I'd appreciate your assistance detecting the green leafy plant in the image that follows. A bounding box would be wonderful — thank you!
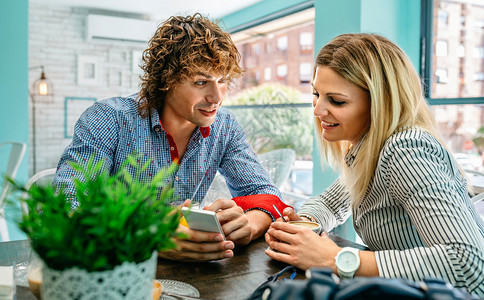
[10,155,183,272]
[226,83,313,158]
[473,126,484,153]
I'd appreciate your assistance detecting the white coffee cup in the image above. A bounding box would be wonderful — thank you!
[287,220,322,235]
[267,220,322,254]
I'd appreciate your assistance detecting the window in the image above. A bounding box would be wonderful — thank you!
[229,8,315,194]
[423,0,484,175]
[277,35,288,51]
[474,19,484,29]
[473,47,484,59]
[264,67,271,81]
[424,0,484,99]
[251,43,260,55]
[457,44,465,57]
[474,72,484,81]
[435,68,448,83]
[265,41,271,53]
[276,64,288,79]
[435,40,448,57]
[437,9,448,27]
[233,13,314,94]
[300,32,313,51]
[255,71,260,82]
[299,62,312,83]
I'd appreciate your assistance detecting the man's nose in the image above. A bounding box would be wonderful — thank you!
[206,84,224,104]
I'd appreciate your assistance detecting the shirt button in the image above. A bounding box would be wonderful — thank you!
[170,147,175,151]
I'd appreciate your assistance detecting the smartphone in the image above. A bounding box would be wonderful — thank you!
[181,207,226,240]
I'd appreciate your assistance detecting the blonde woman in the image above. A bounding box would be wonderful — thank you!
[265,33,484,296]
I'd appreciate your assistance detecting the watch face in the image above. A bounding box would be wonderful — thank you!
[337,251,358,272]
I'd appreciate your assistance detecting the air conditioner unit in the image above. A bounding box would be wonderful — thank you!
[86,14,157,43]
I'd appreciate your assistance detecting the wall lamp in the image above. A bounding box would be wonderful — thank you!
[29,65,54,174]
[29,65,54,103]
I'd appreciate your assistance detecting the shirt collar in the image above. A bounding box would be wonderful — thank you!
[200,127,210,138]
[343,126,413,167]
[344,135,366,167]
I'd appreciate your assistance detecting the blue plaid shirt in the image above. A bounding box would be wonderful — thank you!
[55,94,285,216]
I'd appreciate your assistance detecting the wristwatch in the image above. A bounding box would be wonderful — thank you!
[335,247,360,279]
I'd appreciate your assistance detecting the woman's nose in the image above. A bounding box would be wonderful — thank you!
[313,98,328,117]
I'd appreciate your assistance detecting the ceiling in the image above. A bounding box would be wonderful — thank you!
[30,0,263,20]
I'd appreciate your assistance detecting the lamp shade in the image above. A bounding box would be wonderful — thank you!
[31,67,54,103]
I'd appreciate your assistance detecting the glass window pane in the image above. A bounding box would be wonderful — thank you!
[264,67,271,81]
[277,35,288,50]
[299,62,312,83]
[435,40,448,56]
[300,32,313,52]
[276,64,288,78]
[431,0,484,99]
[432,104,484,174]
[438,9,448,27]
[228,9,315,196]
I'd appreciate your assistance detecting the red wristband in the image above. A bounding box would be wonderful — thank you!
[233,194,292,220]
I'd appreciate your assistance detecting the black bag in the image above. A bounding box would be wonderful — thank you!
[247,266,298,300]
[249,267,482,300]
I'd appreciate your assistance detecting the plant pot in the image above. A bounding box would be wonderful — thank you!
[40,251,158,300]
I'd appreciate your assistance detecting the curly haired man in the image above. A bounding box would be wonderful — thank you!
[55,13,291,261]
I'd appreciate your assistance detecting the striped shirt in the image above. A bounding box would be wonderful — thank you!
[54,94,288,219]
[299,126,484,295]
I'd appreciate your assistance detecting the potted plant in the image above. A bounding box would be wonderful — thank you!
[10,155,183,299]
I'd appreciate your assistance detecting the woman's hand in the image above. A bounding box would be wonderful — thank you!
[274,207,303,222]
[264,221,341,271]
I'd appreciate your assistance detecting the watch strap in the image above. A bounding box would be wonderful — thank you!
[299,213,316,223]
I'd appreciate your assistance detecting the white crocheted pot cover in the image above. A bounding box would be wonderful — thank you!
[41,251,157,300]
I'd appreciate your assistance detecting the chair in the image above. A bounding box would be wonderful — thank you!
[464,169,484,195]
[471,191,484,204]
[257,149,310,210]
[470,189,484,220]
[203,173,232,204]
[204,148,297,204]
[0,141,27,241]
[475,200,484,220]
[257,148,296,188]
[20,168,57,215]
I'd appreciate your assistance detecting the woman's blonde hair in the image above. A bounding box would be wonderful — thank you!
[314,33,446,206]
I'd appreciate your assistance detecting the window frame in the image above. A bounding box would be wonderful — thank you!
[421,0,484,105]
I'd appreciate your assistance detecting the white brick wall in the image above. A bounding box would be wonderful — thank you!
[28,3,147,175]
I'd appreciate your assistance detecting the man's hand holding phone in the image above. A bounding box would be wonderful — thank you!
[204,199,253,245]
[158,199,235,261]
[181,207,226,239]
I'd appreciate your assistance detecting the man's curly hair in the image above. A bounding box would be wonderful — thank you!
[137,13,244,117]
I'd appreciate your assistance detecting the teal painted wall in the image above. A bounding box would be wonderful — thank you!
[360,0,421,68]
[312,0,420,239]
[312,0,421,196]
[222,0,311,31]
[311,0,364,197]
[0,0,29,241]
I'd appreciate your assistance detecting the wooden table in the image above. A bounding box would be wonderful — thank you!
[5,235,366,300]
